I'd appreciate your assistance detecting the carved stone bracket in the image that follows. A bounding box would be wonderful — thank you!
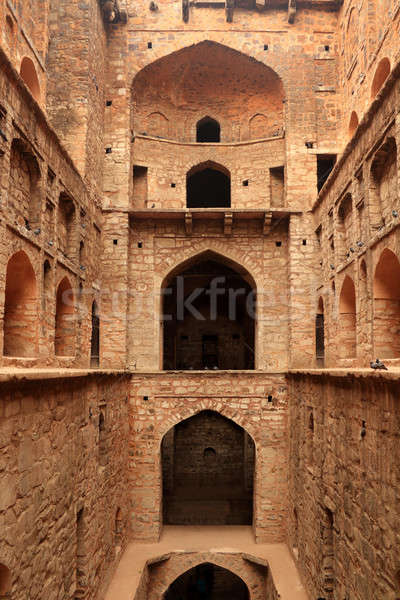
[185,212,193,235]
[226,0,235,22]
[263,211,273,235]
[183,0,190,22]
[224,212,233,235]
[288,0,296,23]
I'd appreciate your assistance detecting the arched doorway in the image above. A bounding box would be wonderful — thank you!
[162,410,255,525]
[90,300,100,367]
[186,162,231,208]
[316,296,325,366]
[196,116,221,142]
[162,252,256,370]
[164,563,250,600]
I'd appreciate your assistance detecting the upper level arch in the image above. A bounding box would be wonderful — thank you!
[20,56,41,102]
[186,161,230,208]
[371,57,391,99]
[196,116,221,143]
[131,41,285,143]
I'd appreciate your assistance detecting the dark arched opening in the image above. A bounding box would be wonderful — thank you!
[90,301,100,367]
[316,296,325,366]
[162,411,255,526]
[164,563,250,599]
[162,253,256,370]
[196,117,221,143]
[187,163,230,208]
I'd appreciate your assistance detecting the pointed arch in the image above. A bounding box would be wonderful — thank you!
[371,57,391,99]
[131,41,285,143]
[249,113,269,139]
[146,111,169,138]
[55,276,75,356]
[186,161,230,208]
[164,562,250,600]
[20,56,41,102]
[196,116,221,142]
[373,249,400,358]
[348,111,359,139]
[339,275,356,358]
[161,410,255,526]
[3,250,37,357]
[161,250,256,370]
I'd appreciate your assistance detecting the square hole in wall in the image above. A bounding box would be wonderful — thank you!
[106,100,112,106]
[276,241,282,247]
[242,180,249,187]
[113,239,118,245]
[264,44,269,50]
[148,41,153,49]
[138,242,143,248]
[171,183,176,188]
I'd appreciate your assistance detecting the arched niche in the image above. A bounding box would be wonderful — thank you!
[186,161,230,208]
[371,57,390,99]
[20,56,41,102]
[161,250,256,370]
[373,249,400,358]
[339,275,356,359]
[146,111,169,138]
[348,111,359,139]
[55,276,75,357]
[164,562,250,600]
[8,138,41,229]
[161,410,255,526]
[3,250,37,357]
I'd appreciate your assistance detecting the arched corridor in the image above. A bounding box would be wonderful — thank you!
[164,563,250,600]
[162,252,256,370]
[162,410,255,526]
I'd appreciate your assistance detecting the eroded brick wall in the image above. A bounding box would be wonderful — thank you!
[0,373,130,600]
[288,372,400,600]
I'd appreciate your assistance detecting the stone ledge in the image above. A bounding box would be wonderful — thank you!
[0,368,129,383]
[288,367,400,381]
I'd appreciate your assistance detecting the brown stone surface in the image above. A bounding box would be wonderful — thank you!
[0,0,399,597]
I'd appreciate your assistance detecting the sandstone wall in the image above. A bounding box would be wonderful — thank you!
[288,371,400,600]
[0,372,130,600]
[129,372,288,543]
[312,64,400,368]
[0,48,103,368]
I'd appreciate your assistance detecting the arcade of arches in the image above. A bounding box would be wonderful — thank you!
[0,0,400,600]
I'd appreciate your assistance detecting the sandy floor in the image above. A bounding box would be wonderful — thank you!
[105,526,309,600]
